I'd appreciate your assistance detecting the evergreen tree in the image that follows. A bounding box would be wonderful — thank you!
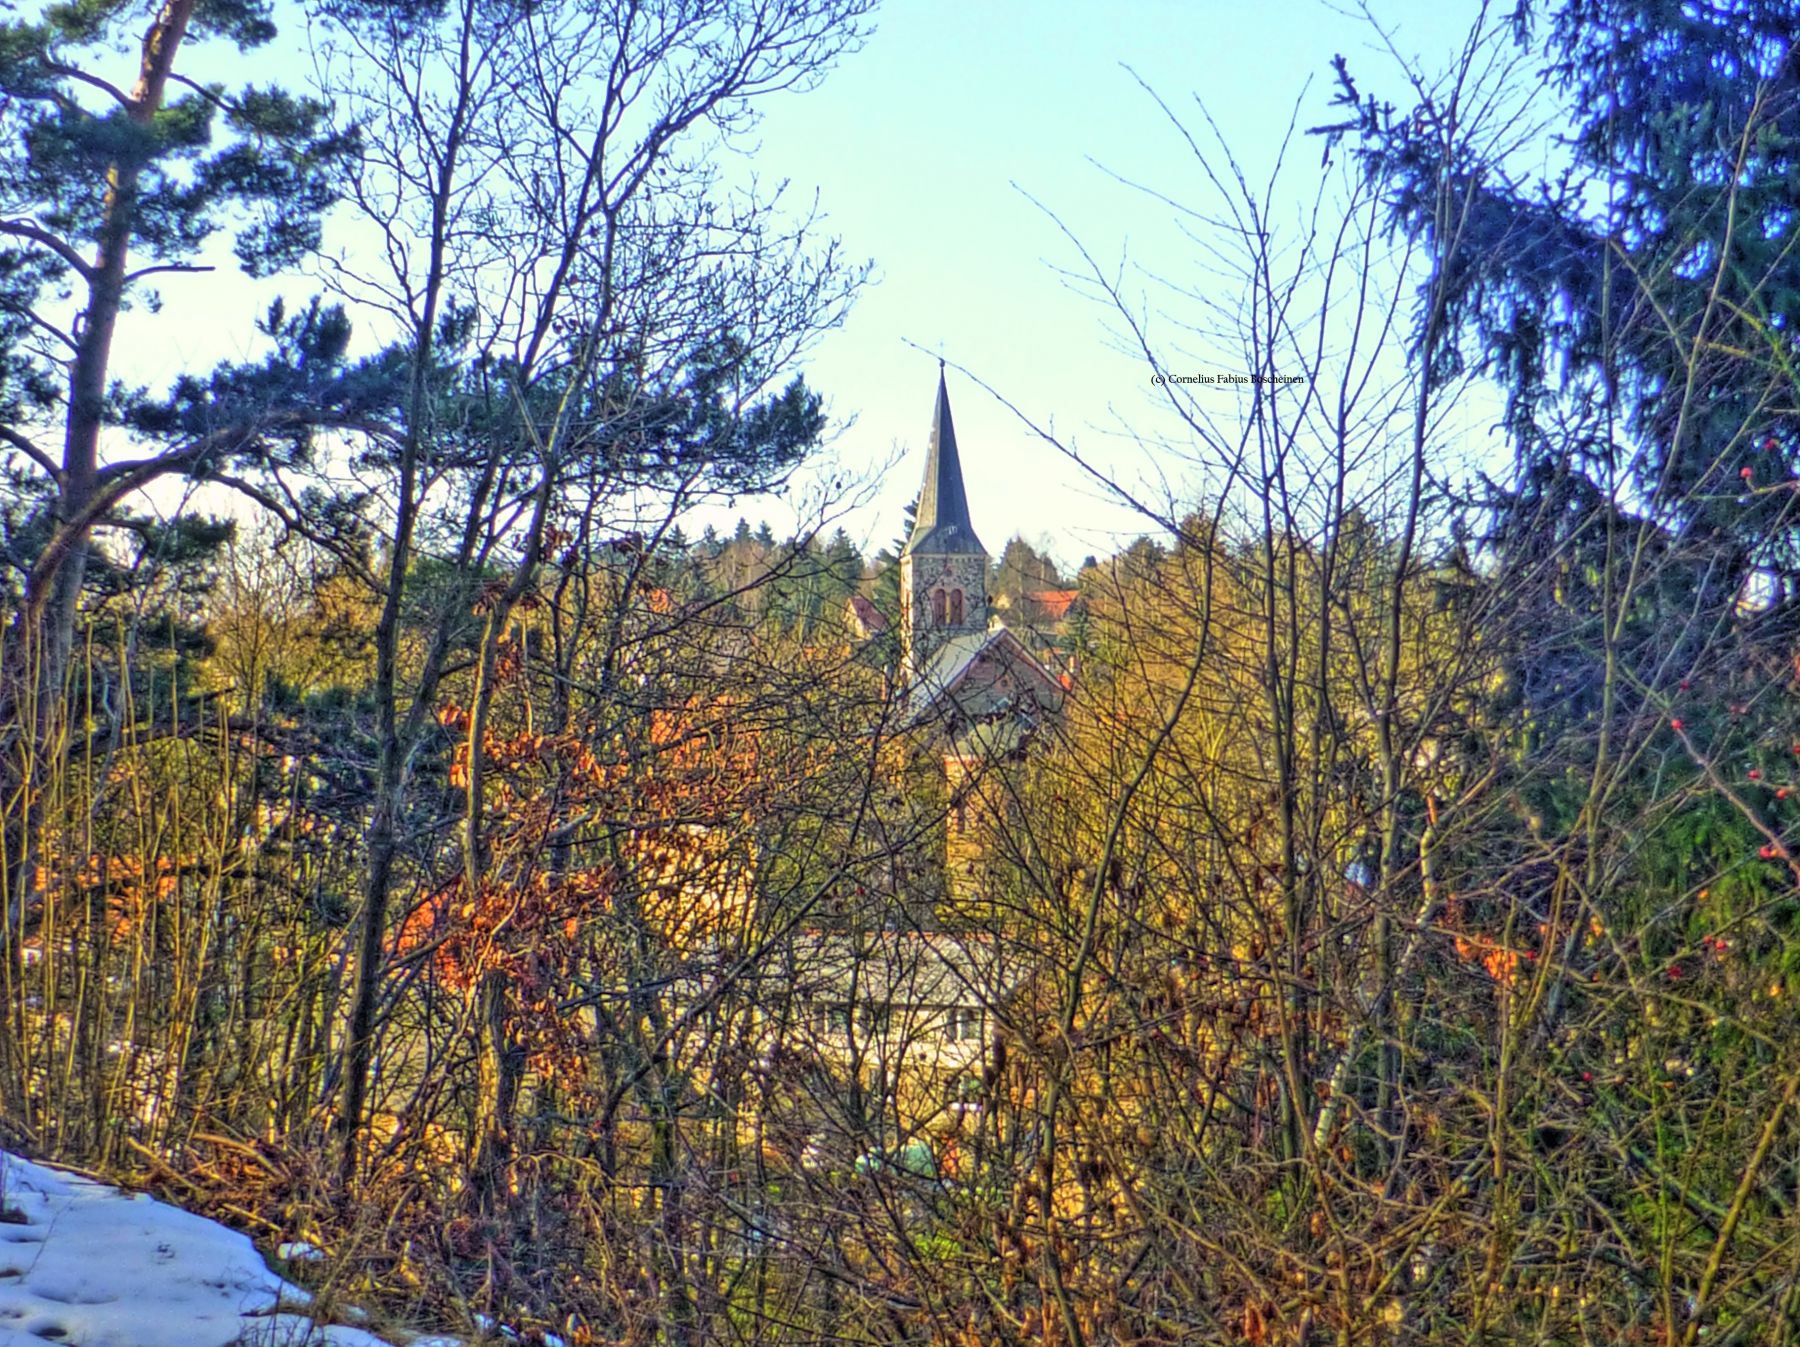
[1334,1,1800,597]
[870,494,918,619]
[822,528,863,592]
[991,534,1064,610]
[0,0,354,693]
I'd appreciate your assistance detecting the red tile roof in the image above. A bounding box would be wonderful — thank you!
[1024,589,1079,621]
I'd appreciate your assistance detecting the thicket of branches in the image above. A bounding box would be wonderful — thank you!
[7,1,1800,1344]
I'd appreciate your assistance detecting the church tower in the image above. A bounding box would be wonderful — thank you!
[901,368,989,678]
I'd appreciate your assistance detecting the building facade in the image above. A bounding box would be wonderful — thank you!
[898,369,1062,731]
[899,368,990,680]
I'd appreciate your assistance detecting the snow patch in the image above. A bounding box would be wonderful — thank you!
[0,1150,402,1347]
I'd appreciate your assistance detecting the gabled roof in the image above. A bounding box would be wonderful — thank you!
[1023,589,1080,621]
[903,369,986,558]
[905,625,1063,724]
[844,593,889,636]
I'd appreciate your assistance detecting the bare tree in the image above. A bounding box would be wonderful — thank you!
[302,0,874,1179]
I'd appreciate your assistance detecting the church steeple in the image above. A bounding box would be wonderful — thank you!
[904,366,985,558]
[900,367,989,677]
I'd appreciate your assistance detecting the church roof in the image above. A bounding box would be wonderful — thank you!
[903,369,986,558]
[904,625,1062,724]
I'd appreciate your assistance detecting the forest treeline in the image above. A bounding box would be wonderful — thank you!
[9,0,1800,1343]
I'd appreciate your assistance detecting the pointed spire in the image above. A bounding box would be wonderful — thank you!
[904,366,986,557]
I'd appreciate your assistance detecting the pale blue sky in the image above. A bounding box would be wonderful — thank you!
[722,0,1497,564]
[107,0,1499,567]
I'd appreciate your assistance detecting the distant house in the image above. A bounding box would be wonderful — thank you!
[765,927,1012,1142]
[783,930,1005,1076]
[1021,588,1079,623]
[842,593,889,640]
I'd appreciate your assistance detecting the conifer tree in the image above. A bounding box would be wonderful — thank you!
[1334,0,1800,592]
[870,493,917,620]
[0,0,353,690]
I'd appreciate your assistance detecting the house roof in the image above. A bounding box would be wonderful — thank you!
[785,928,1010,1006]
[905,625,1063,723]
[902,369,986,558]
[844,593,888,635]
[1023,588,1079,621]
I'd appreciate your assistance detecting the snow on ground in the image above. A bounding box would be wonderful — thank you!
[0,1149,396,1347]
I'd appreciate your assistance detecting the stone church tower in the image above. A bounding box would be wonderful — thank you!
[901,368,989,679]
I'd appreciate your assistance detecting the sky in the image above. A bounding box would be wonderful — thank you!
[101,0,1502,571]
[726,0,1498,566]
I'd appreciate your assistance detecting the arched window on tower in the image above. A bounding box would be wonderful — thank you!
[949,589,964,625]
[931,589,947,625]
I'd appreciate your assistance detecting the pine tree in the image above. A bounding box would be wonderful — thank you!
[992,535,1064,611]
[870,494,918,620]
[0,0,354,691]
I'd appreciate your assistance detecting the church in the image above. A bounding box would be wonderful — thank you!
[753,371,1073,1152]
[632,371,1078,1170]
[892,367,1064,731]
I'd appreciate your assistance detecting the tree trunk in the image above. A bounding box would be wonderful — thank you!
[2,0,198,1101]
[471,969,521,1211]
[31,0,197,704]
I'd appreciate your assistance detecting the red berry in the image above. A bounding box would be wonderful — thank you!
[1779,787,1791,800]
[1750,769,1762,780]
[1761,844,1776,859]
[1668,965,1683,980]
[1581,1071,1593,1083]
[1742,466,1755,479]
[1671,718,1685,731]
[1679,678,1691,690]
